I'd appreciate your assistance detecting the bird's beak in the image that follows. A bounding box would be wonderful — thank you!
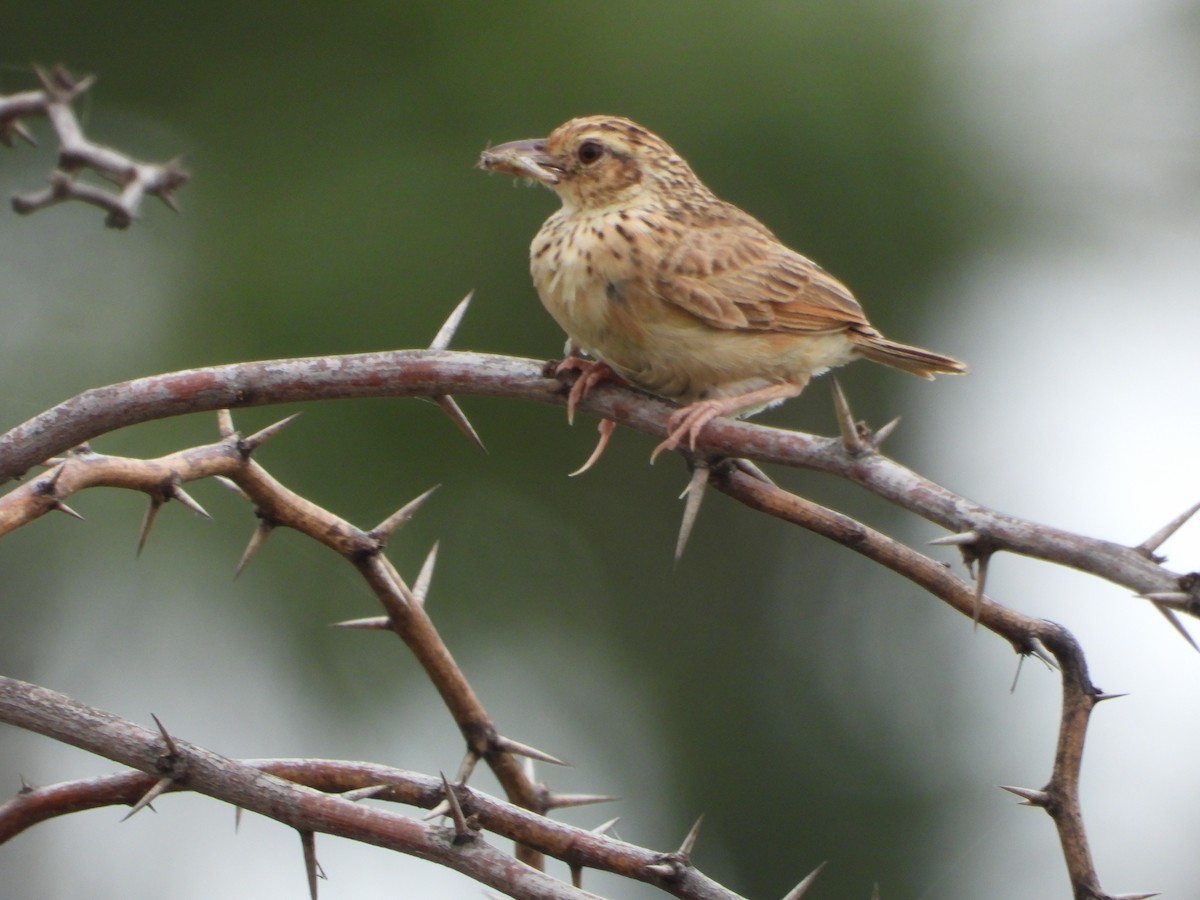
[477,138,562,185]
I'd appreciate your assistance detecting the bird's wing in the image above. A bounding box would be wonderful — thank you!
[654,221,869,334]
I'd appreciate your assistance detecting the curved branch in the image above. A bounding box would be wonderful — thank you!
[711,464,1133,900]
[0,349,1194,616]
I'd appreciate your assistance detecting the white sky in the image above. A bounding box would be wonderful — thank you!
[920,2,1200,896]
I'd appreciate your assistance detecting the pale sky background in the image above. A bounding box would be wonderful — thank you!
[923,2,1200,896]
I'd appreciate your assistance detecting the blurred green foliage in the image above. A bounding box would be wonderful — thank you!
[1,3,1021,897]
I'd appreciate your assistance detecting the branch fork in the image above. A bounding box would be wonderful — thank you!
[1,66,189,228]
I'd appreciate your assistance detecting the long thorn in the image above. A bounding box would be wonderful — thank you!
[300,830,320,900]
[591,816,620,835]
[929,530,979,547]
[151,713,179,756]
[675,462,710,562]
[493,735,567,767]
[545,791,620,811]
[424,800,450,821]
[1009,654,1026,694]
[434,395,486,451]
[216,408,235,437]
[1139,591,1191,604]
[413,542,440,605]
[371,485,440,545]
[1136,499,1200,557]
[52,500,84,520]
[429,291,474,351]
[329,615,392,631]
[340,784,390,802]
[236,520,275,576]
[170,484,211,519]
[972,553,990,627]
[871,416,901,447]
[43,461,69,487]
[1028,639,1059,671]
[136,498,163,557]
[120,776,173,821]
[212,476,249,499]
[242,413,302,454]
[732,457,775,485]
[1149,601,1199,652]
[439,772,471,840]
[830,378,864,454]
[781,861,828,899]
[455,750,481,785]
[998,784,1049,806]
[11,120,36,148]
[677,814,704,859]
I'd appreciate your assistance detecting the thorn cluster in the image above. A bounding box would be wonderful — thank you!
[121,714,182,822]
[928,528,993,625]
[1130,500,1200,649]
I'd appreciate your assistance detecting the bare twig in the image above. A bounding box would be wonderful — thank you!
[0,66,188,227]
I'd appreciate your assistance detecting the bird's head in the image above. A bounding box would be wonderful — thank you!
[478,116,707,212]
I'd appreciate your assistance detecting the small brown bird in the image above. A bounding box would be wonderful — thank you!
[479,116,965,462]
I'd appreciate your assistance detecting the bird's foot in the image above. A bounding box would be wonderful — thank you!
[550,357,624,474]
[649,381,809,464]
[650,400,730,463]
[554,357,622,425]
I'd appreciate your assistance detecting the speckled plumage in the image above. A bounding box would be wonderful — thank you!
[480,115,965,456]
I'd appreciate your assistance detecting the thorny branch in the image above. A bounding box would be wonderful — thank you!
[0,337,1191,898]
[0,348,1193,613]
[0,66,187,227]
[0,677,762,900]
[0,678,601,900]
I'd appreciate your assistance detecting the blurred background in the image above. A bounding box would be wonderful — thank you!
[3,2,1199,897]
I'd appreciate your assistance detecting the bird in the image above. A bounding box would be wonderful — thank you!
[478,115,966,465]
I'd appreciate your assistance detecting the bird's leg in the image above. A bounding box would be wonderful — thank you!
[650,380,808,463]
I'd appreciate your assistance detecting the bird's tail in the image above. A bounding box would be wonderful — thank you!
[855,335,968,379]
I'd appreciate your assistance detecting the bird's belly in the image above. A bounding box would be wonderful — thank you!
[535,260,856,403]
[619,318,858,403]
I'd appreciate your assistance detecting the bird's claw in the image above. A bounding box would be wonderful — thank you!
[556,357,617,426]
[569,418,617,477]
[650,401,725,463]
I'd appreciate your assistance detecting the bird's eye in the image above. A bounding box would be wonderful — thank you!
[577,140,604,165]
